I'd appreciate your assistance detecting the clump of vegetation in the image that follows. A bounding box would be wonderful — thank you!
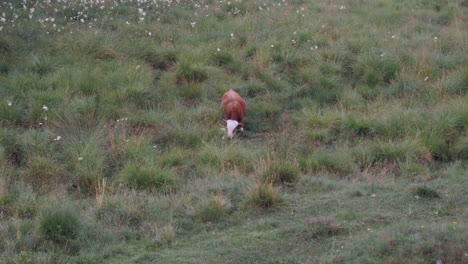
[39,205,82,244]
[175,54,208,83]
[155,224,177,247]
[195,194,231,222]
[0,0,466,262]
[119,163,175,191]
[245,183,282,210]
[262,160,300,186]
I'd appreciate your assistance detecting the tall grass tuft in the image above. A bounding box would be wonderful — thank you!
[195,193,231,222]
[262,159,300,186]
[30,55,58,76]
[119,163,175,192]
[245,183,282,210]
[39,205,82,243]
[175,52,208,83]
[0,128,26,165]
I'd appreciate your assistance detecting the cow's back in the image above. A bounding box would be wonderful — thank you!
[221,90,246,122]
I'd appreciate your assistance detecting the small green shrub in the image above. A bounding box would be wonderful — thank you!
[253,101,281,119]
[246,183,282,210]
[156,224,177,247]
[303,109,341,130]
[175,55,208,83]
[195,194,231,222]
[120,163,175,191]
[143,48,177,70]
[40,205,82,243]
[262,160,300,186]
[420,131,450,161]
[443,67,468,94]
[305,128,331,142]
[0,128,26,165]
[158,148,186,167]
[24,155,63,193]
[30,55,58,76]
[211,50,234,66]
[244,80,267,97]
[367,141,419,163]
[342,115,381,137]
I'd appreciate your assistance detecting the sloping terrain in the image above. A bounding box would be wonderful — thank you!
[0,0,467,263]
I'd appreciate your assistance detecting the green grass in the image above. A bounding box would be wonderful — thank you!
[0,0,467,263]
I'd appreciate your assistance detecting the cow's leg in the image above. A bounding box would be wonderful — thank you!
[238,117,244,131]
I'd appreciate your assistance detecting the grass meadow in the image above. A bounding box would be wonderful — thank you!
[0,0,467,263]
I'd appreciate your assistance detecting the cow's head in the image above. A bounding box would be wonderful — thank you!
[225,120,242,139]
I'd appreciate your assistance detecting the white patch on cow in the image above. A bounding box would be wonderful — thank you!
[226,120,239,138]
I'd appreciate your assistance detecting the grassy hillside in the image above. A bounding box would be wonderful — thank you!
[0,0,467,263]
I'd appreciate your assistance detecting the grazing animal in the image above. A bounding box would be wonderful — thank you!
[221,89,246,139]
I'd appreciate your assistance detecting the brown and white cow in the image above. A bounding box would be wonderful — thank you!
[221,89,246,139]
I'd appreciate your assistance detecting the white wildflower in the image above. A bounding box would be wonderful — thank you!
[42,105,48,111]
[78,157,84,160]
[190,22,196,27]
[7,101,12,106]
